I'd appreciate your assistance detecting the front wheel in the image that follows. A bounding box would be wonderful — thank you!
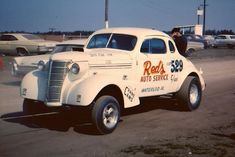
[176,76,202,111]
[92,96,120,134]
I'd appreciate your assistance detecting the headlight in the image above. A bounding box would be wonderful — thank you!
[37,60,45,70]
[71,63,80,74]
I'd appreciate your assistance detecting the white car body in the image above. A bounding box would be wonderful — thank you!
[20,28,205,134]
[187,41,204,53]
[213,34,235,48]
[0,33,58,56]
[11,39,87,76]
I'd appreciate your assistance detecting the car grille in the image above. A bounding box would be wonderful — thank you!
[47,61,68,103]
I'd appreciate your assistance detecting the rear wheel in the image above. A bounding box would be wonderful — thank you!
[92,96,120,134]
[176,76,202,111]
[17,48,28,56]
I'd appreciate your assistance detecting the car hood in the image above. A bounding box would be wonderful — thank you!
[14,54,51,67]
[51,49,133,64]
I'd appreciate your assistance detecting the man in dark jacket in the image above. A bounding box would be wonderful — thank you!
[171,27,188,57]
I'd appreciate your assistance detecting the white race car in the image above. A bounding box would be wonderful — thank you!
[20,27,206,134]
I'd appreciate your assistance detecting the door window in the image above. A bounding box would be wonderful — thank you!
[141,38,166,54]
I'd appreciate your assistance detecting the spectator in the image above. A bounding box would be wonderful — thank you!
[171,27,188,57]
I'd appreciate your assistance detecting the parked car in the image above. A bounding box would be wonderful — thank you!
[11,39,86,77]
[213,34,235,49]
[0,33,58,56]
[203,35,215,48]
[186,41,204,54]
[20,27,205,134]
[183,34,208,48]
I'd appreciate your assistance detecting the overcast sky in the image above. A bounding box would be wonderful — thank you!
[0,0,235,32]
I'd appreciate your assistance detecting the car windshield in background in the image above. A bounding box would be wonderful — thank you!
[51,44,84,54]
[230,36,235,39]
[22,34,43,40]
[87,33,137,51]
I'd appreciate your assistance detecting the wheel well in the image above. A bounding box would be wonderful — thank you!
[188,48,195,51]
[188,72,199,78]
[95,85,124,111]
[188,72,201,84]
[16,47,29,55]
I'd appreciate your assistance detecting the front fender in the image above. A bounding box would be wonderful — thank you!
[20,70,48,101]
[64,75,140,108]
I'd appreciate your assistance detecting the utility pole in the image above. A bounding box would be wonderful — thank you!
[202,0,206,35]
[105,0,109,28]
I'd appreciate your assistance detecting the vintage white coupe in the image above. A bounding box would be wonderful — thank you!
[20,28,206,134]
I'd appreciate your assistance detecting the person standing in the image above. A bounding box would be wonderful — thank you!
[171,27,188,57]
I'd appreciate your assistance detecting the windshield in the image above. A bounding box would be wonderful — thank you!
[22,34,43,40]
[230,35,235,39]
[87,33,137,51]
[51,44,84,54]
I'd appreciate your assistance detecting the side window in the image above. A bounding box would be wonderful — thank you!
[151,39,166,54]
[141,38,166,54]
[140,39,150,53]
[0,35,10,41]
[0,35,17,41]
[9,35,18,41]
[169,41,175,53]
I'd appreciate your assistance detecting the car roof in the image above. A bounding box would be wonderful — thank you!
[1,33,32,36]
[92,27,170,38]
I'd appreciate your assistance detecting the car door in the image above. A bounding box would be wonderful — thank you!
[136,37,172,97]
[215,36,226,47]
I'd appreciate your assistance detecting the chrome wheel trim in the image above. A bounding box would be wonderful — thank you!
[190,84,199,106]
[102,103,119,129]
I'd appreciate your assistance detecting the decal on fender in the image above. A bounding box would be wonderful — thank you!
[124,87,135,102]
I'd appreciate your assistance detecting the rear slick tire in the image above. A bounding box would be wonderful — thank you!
[176,76,202,111]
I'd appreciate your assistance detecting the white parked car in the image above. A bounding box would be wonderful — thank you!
[0,33,58,56]
[213,34,235,49]
[186,41,204,53]
[11,39,86,77]
[20,28,206,134]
